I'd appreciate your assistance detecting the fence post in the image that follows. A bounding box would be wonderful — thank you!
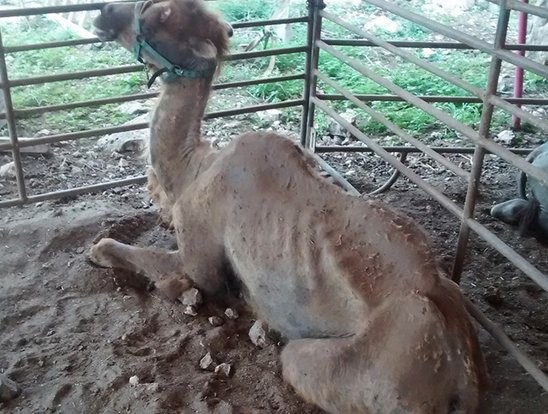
[300,0,325,150]
[452,0,510,283]
[0,31,27,203]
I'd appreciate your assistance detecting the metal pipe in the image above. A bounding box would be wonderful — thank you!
[363,0,548,79]
[321,11,484,99]
[1,73,305,120]
[0,1,130,17]
[317,40,548,187]
[3,47,306,88]
[224,46,307,62]
[317,94,548,105]
[316,71,470,180]
[313,97,463,217]
[301,0,325,148]
[4,64,142,88]
[315,145,532,155]
[465,299,548,392]
[323,38,548,51]
[4,17,308,54]
[0,99,304,151]
[486,0,548,19]
[311,153,360,195]
[466,218,548,292]
[0,175,147,208]
[453,0,510,283]
[0,32,26,202]
[512,0,529,130]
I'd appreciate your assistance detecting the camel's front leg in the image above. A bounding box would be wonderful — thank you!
[89,238,192,300]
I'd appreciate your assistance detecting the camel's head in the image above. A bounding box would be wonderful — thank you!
[94,0,233,80]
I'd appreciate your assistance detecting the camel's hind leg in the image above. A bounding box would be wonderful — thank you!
[281,336,371,414]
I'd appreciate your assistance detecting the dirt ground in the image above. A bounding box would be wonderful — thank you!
[1,122,548,413]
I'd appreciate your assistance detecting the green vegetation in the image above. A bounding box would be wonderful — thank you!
[1,1,544,139]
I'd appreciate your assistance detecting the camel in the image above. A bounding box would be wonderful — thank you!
[490,141,548,239]
[90,1,488,412]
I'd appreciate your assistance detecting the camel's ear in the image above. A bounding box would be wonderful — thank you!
[224,22,234,38]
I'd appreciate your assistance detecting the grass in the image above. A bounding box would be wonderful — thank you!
[1,1,545,139]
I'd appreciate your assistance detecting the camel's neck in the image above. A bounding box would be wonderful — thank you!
[149,77,215,195]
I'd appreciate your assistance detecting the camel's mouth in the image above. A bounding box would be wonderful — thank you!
[94,27,117,42]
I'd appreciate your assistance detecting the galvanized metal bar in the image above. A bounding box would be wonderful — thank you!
[224,46,307,62]
[488,93,548,132]
[317,40,548,187]
[0,32,26,202]
[5,38,100,53]
[1,73,305,120]
[466,218,548,292]
[311,153,360,195]
[0,122,149,151]
[317,94,548,105]
[316,71,470,180]
[300,0,325,148]
[8,37,546,54]
[0,175,147,208]
[321,11,484,98]
[313,97,463,217]
[487,0,548,19]
[323,39,548,51]
[4,64,142,88]
[511,0,529,130]
[0,1,133,17]
[315,145,532,155]
[3,47,306,88]
[4,93,546,121]
[231,16,308,29]
[4,17,308,53]
[364,0,548,79]
[453,0,510,283]
[0,99,304,151]
[465,299,548,392]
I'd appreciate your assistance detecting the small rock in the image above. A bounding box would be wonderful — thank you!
[76,246,85,254]
[224,308,239,320]
[249,320,268,348]
[494,129,515,145]
[483,286,504,307]
[199,352,215,370]
[213,400,234,414]
[146,382,159,393]
[119,158,129,169]
[180,288,202,307]
[184,305,198,316]
[0,374,21,402]
[38,360,44,367]
[208,316,224,327]
[0,162,16,178]
[214,363,232,377]
[129,375,140,386]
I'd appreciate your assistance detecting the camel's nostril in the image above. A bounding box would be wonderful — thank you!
[448,396,461,414]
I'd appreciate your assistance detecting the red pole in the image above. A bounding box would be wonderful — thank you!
[512,0,529,130]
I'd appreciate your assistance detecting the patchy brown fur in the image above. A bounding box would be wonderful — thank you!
[90,1,488,413]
